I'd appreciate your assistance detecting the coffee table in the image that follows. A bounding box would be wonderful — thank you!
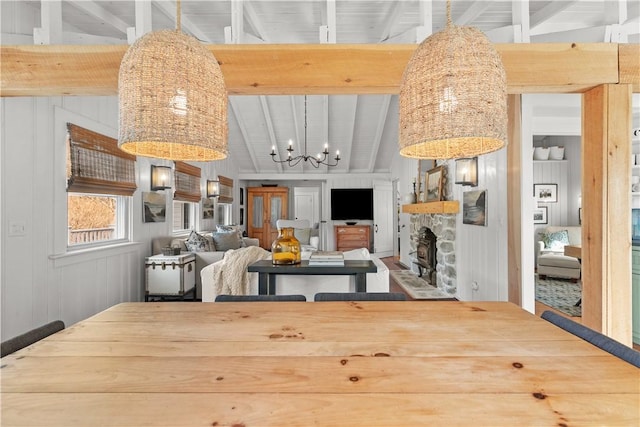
[247,260,377,295]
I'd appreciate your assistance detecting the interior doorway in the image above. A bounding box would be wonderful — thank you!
[294,187,320,227]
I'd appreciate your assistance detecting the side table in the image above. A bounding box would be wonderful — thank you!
[145,253,196,301]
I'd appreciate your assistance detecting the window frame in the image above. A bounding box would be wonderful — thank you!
[67,192,131,249]
[54,107,134,256]
[173,200,199,234]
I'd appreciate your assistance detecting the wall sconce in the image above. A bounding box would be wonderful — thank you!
[150,165,172,190]
[455,157,478,187]
[207,180,220,198]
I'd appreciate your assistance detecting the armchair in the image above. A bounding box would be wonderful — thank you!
[276,219,319,253]
[536,226,581,280]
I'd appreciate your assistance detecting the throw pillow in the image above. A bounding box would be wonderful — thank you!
[293,228,311,245]
[216,225,244,247]
[212,232,242,251]
[540,230,570,250]
[185,230,209,252]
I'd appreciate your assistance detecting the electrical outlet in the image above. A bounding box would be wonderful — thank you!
[471,281,479,291]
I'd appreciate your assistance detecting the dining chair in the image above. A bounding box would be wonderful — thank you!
[541,310,640,368]
[314,292,407,302]
[1,320,65,357]
[214,294,307,302]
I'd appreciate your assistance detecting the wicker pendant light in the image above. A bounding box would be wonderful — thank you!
[118,1,227,161]
[399,0,507,159]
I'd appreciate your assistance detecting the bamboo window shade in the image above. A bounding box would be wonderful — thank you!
[173,161,201,202]
[66,123,137,196]
[217,176,233,204]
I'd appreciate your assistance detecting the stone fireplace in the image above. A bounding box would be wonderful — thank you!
[409,213,456,295]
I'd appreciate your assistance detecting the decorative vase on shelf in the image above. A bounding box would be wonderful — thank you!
[271,227,301,265]
[548,146,564,160]
[533,147,550,160]
[403,193,415,204]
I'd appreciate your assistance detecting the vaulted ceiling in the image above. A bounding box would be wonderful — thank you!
[2,1,639,175]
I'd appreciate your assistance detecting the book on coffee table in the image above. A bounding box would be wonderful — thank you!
[309,251,344,266]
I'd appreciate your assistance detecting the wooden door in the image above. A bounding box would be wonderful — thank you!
[294,187,319,226]
[247,187,289,249]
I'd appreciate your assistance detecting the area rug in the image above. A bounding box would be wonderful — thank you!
[389,270,453,300]
[535,276,582,317]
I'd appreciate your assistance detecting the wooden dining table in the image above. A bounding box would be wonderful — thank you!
[1,301,638,426]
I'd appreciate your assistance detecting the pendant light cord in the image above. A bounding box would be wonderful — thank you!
[446,0,452,27]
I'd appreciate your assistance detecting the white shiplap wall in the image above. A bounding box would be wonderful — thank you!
[0,96,143,340]
[450,149,509,302]
[1,96,240,340]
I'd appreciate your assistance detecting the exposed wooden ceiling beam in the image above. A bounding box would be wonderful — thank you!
[619,44,640,89]
[0,43,629,97]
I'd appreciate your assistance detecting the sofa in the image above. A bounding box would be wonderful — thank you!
[536,226,581,280]
[151,229,259,299]
[201,248,389,302]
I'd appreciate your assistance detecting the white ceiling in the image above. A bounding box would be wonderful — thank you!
[3,0,639,175]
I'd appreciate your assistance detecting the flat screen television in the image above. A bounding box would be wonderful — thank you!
[331,188,374,220]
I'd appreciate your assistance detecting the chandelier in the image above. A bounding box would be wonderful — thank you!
[270,96,340,168]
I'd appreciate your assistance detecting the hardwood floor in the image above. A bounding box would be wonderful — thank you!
[379,256,414,299]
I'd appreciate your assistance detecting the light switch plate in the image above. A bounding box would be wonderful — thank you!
[9,221,26,236]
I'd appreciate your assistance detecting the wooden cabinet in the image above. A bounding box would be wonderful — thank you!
[247,187,289,249]
[335,225,371,252]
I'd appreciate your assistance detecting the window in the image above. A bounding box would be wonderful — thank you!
[66,123,135,247]
[173,161,201,233]
[173,201,196,232]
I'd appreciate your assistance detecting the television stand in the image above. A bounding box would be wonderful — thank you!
[335,225,371,252]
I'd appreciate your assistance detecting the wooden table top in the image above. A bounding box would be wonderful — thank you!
[2,301,638,426]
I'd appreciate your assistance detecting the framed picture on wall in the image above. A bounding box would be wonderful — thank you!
[533,206,548,224]
[142,192,166,223]
[239,187,244,205]
[240,207,244,226]
[462,190,487,226]
[533,183,557,203]
[425,165,444,202]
